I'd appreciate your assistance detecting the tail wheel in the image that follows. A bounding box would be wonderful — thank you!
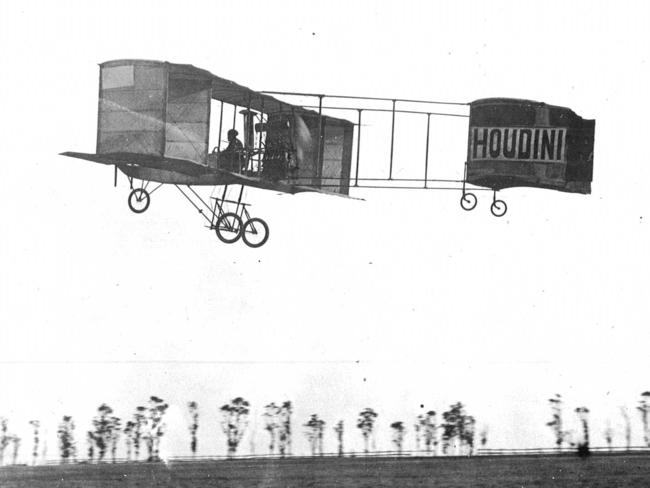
[215,212,243,244]
[242,218,269,248]
[128,188,150,214]
[490,200,507,217]
[460,192,477,211]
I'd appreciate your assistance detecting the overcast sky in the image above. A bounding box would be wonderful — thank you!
[1,0,649,461]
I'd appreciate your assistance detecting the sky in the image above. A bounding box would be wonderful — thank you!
[0,0,649,461]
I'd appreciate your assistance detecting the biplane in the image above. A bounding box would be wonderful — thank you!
[61,60,595,247]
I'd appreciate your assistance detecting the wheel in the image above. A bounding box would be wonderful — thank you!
[490,199,507,217]
[215,212,243,244]
[242,218,269,248]
[128,188,150,213]
[460,192,477,211]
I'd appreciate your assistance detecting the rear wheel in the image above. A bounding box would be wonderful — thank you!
[460,192,477,211]
[490,199,507,217]
[128,188,150,213]
[215,212,243,243]
[242,218,269,248]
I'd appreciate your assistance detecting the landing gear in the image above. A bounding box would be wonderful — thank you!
[460,163,478,212]
[460,162,508,217]
[127,179,162,214]
[209,186,269,247]
[128,188,150,213]
[173,184,269,248]
[122,179,270,247]
[242,217,269,248]
[458,178,508,218]
[215,212,244,244]
[490,197,508,217]
[460,192,477,211]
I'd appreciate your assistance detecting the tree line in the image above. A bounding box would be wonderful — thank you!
[546,391,650,455]
[2,391,649,465]
[0,397,482,464]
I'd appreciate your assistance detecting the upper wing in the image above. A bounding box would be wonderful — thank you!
[59,151,207,176]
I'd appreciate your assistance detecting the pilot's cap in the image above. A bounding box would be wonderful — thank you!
[227,129,239,137]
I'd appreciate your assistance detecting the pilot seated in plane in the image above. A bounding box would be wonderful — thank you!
[212,129,245,172]
[223,129,244,155]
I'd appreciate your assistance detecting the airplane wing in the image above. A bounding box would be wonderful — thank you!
[60,151,362,199]
[60,151,206,177]
[214,169,364,200]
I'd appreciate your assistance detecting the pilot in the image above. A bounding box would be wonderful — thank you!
[223,129,244,154]
[220,129,245,171]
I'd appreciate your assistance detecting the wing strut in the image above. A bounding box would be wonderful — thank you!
[174,185,212,225]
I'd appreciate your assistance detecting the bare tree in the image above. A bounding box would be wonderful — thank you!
[220,397,250,457]
[122,404,146,462]
[91,405,109,461]
[419,411,437,454]
[110,419,121,463]
[333,420,344,456]
[575,407,590,456]
[0,418,9,466]
[441,403,461,455]
[461,415,476,455]
[0,419,19,466]
[10,436,20,465]
[28,420,40,465]
[304,414,326,456]
[187,401,199,457]
[143,396,168,462]
[91,404,121,462]
[278,401,292,457]
[441,403,475,455]
[131,406,146,460]
[621,406,632,450]
[357,408,378,454]
[57,416,76,463]
[638,391,650,446]
[262,403,280,454]
[441,413,455,454]
[122,422,132,461]
[1,423,21,467]
[546,394,565,450]
[390,421,406,454]
[86,431,95,461]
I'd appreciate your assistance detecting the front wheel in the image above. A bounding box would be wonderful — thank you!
[242,218,269,248]
[215,212,243,244]
[460,192,477,211]
[490,199,507,217]
[128,188,150,213]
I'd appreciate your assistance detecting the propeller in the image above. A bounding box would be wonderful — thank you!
[293,114,313,167]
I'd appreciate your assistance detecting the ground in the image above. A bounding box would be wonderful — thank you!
[1,453,648,487]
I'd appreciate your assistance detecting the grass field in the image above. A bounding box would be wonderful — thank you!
[2,453,649,487]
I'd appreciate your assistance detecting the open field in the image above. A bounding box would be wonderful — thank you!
[2,453,650,488]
